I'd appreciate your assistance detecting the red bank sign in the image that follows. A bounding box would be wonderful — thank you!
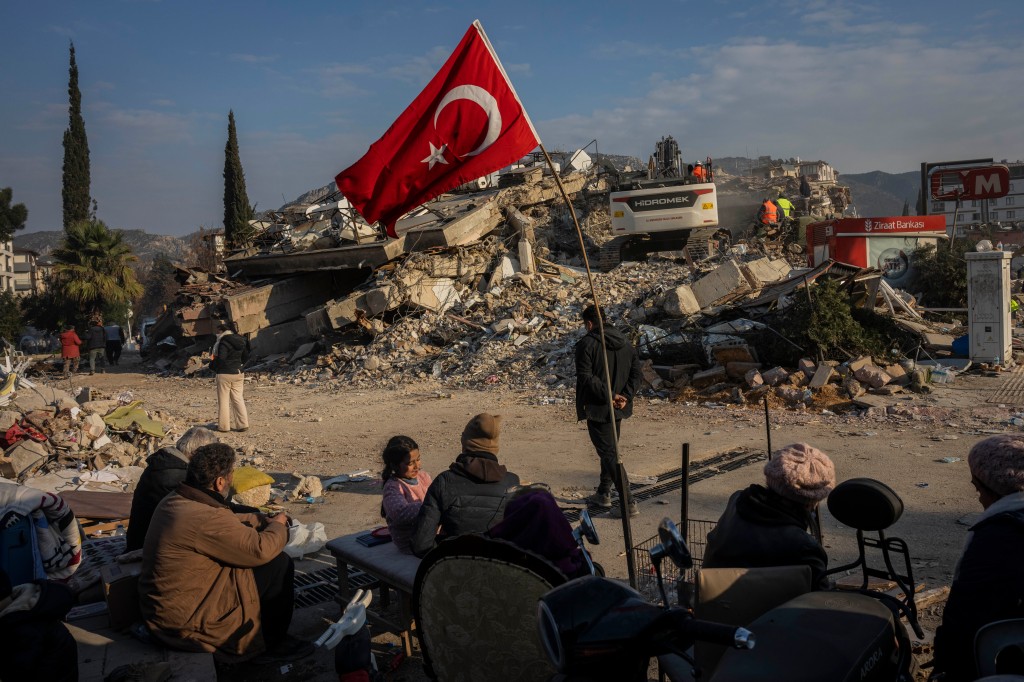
[930,164,1010,201]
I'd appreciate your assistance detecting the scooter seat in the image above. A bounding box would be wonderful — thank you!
[712,591,898,682]
[828,478,903,531]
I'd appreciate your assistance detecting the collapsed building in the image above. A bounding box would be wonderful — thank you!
[137,147,986,411]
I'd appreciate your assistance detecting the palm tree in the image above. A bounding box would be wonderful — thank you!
[51,220,143,318]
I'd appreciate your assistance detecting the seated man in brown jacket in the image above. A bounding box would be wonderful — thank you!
[138,443,312,662]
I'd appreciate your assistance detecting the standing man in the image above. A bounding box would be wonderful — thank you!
[575,305,642,517]
[210,323,250,433]
[59,323,82,377]
[104,321,125,366]
[85,318,105,375]
[139,443,312,662]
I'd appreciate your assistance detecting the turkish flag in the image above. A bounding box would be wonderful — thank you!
[335,21,540,237]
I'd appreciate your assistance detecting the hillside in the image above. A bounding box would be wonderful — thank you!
[841,170,921,217]
[14,229,190,263]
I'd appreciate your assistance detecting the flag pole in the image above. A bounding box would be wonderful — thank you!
[538,143,638,589]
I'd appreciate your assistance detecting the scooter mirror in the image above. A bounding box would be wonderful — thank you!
[579,509,600,545]
[649,518,693,570]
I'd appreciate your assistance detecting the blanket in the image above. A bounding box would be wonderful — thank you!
[0,479,82,581]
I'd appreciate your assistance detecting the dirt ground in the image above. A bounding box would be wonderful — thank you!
[68,351,1023,680]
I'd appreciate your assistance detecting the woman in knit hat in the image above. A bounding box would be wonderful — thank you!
[932,435,1024,681]
[703,443,836,590]
[410,413,521,557]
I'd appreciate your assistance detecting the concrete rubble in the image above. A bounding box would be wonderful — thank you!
[107,156,988,414]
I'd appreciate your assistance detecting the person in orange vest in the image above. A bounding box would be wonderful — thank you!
[758,198,779,227]
[693,161,707,182]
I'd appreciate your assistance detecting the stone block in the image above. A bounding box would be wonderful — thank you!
[84,413,107,439]
[809,363,837,389]
[0,410,20,431]
[663,285,701,317]
[741,257,792,289]
[0,440,48,479]
[691,260,751,309]
[843,375,866,398]
[691,366,727,388]
[761,366,789,386]
[798,358,817,376]
[712,344,758,366]
[726,361,761,379]
[745,369,764,387]
[854,365,891,389]
[848,356,874,373]
[884,364,910,386]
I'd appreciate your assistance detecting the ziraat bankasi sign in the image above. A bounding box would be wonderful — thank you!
[827,216,947,235]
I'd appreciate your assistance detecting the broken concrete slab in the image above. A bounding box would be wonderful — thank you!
[403,200,503,250]
[663,284,701,317]
[884,364,910,386]
[249,319,311,358]
[712,344,758,366]
[691,366,727,388]
[404,275,462,313]
[225,274,340,335]
[691,260,751,309]
[797,358,816,377]
[848,356,874,373]
[725,361,761,379]
[0,439,48,479]
[741,257,793,289]
[290,342,317,363]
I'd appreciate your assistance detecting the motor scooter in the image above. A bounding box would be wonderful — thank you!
[538,478,925,681]
[572,508,603,577]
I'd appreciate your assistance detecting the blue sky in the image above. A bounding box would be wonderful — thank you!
[2,0,1022,235]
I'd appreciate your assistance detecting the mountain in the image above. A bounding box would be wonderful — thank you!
[14,229,190,263]
[840,171,921,217]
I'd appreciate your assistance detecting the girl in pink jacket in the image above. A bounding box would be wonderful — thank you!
[380,436,432,554]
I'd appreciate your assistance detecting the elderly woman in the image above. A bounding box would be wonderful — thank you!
[126,426,220,551]
[932,435,1024,681]
[703,443,836,590]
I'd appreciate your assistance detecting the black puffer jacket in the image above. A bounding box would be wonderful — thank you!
[86,324,106,351]
[933,502,1024,681]
[575,326,642,423]
[127,447,188,551]
[411,452,520,557]
[210,333,249,374]
[703,484,830,590]
[0,578,78,682]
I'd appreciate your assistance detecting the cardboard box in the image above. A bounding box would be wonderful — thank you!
[101,561,142,630]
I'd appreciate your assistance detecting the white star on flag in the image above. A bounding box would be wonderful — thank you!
[421,142,449,170]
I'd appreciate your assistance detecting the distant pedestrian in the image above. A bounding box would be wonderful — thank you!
[575,305,642,517]
[59,323,82,377]
[85,318,106,375]
[209,322,250,433]
[104,323,125,366]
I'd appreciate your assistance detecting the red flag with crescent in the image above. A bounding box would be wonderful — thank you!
[335,20,540,237]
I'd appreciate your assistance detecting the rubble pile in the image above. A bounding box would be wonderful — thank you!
[0,371,176,488]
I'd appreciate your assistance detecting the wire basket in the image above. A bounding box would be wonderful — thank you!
[633,518,716,605]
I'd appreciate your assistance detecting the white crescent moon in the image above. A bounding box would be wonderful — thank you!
[434,85,502,157]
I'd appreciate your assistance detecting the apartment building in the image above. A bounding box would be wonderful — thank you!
[927,160,1024,236]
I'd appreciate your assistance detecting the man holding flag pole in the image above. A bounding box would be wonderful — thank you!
[335,20,639,587]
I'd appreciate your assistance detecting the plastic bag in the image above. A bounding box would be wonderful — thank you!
[285,521,327,559]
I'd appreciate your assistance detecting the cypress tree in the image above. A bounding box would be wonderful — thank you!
[223,110,254,248]
[901,199,910,216]
[62,42,91,231]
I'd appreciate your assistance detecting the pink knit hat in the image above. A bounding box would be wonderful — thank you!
[968,435,1024,497]
[764,443,836,503]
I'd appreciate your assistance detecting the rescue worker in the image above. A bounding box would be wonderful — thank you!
[693,161,707,182]
[758,198,779,228]
[776,193,795,220]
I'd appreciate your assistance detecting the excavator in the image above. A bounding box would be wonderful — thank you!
[597,136,723,271]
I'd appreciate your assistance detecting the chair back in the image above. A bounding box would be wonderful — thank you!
[695,565,812,673]
[977,619,1024,677]
[412,535,567,682]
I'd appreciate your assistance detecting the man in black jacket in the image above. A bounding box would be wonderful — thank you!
[411,413,520,557]
[86,318,106,375]
[703,443,835,590]
[575,305,642,517]
[126,426,220,551]
[210,322,250,433]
